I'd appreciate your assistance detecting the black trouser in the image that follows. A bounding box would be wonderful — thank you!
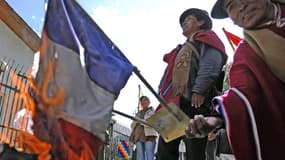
[185,137,208,160]
[156,97,211,160]
[206,139,217,160]
[157,136,180,160]
[156,136,208,160]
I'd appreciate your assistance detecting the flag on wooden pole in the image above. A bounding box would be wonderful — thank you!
[222,28,242,51]
[33,0,133,159]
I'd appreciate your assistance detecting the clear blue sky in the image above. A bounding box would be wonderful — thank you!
[7,0,113,34]
[6,0,242,127]
[6,0,164,35]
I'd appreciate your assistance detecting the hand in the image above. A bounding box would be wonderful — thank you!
[208,132,217,141]
[185,115,223,139]
[191,93,205,108]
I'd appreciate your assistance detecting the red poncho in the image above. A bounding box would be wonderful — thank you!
[217,39,285,160]
[156,29,226,111]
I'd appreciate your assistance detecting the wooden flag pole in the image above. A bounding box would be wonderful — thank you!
[112,109,152,127]
[137,84,141,113]
[132,66,183,122]
[222,27,236,52]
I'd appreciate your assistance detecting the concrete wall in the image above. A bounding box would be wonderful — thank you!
[0,20,34,72]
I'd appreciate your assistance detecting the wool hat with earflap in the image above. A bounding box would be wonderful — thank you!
[179,8,212,29]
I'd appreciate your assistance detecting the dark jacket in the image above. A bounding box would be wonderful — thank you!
[180,41,226,118]
[157,30,227,118]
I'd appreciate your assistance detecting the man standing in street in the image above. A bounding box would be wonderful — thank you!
[156,8,227,160]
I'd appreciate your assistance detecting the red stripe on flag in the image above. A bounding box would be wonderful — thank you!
[59,119,104,160]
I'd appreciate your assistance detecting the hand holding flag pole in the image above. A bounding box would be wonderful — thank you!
[132,67,183,122]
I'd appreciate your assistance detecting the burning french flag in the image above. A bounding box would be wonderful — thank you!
[33,0,133,159]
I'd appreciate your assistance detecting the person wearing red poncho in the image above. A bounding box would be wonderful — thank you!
[185,0,285,160]
[156,8,227,160]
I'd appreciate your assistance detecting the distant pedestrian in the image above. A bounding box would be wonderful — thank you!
[130,96,157,160]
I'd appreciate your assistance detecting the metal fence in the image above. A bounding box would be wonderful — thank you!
[0,58,31,148]
[0,58,137,159]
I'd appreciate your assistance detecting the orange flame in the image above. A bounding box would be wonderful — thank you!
[6,30,100,160]
[10,72,35,115]
[20,131,51,160]
[41,59,65,107]
[80,141,96,160]
[0,133,10,145]
[37,30,65,111]
[8,69,52,160]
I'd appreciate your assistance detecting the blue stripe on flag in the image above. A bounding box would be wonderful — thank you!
[45,0,133,95]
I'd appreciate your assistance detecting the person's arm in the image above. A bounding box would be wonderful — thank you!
[191,44,225,107]
[131,121,138,130]
[186,42,261,138]
[192,43,225,94]
[131,112,140,129]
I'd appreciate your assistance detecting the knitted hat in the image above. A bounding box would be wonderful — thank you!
[179,8,212,29]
